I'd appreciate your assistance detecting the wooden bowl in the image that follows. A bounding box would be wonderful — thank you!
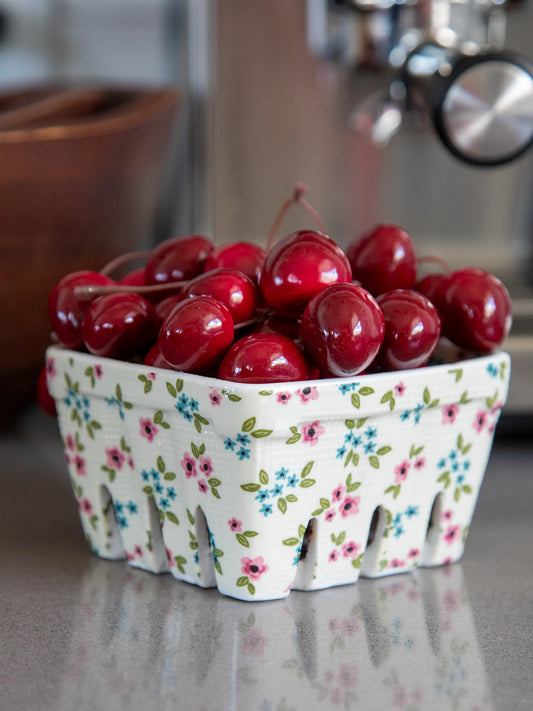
[0,85,179,425]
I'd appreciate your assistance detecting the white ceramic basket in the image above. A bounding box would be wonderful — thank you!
[46,344,510,601]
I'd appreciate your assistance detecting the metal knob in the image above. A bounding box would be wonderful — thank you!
[433,52,533,166]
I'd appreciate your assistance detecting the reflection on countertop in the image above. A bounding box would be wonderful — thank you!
[1,408,532,711]
[56,561,490,711]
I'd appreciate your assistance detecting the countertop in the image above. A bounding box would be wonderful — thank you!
[1,408,532,711]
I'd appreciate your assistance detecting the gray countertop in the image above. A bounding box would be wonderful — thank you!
[1,408,532,711]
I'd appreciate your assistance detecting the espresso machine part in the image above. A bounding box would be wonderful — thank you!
[308,0,533,166]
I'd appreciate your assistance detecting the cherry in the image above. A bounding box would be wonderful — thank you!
[144,341,175,369]
[260,230,352,319]
[37,366,57,416]
[347,224,417,296]
[203,242,268,285]
[182,268,257,325]
[159,296,234,374]
[218,333,311,383]
[374,289,441,371]
[153,294,183,327]
[414,272,449,312]
[439,267,512,352]
[47,270,116,349]
[248,312,302,343]
[118,267,147,287]
[300,283,385,376]
[145,234,215,285]
[82,293,158,359]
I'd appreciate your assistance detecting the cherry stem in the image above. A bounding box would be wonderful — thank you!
[265,182,326,251]
[99,250,151,278]
[74,281,188,299]
[417,255,452,275]
[233,309,269,331]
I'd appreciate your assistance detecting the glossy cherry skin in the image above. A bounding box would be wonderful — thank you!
[118,267,147,287]
[82,293,157,359]
[374,289,441,371]
[203,242,268,285]
[159,296,234,374]
[248,312,302,343]
[300,283,385,377]
[145,234,215,285]
[182,268,257,325]
[143,341,176,369]
[414,272,449,312]
[218,333,311,383]
[347,224,417,296]
[439,267,512,352]
[47,270,116,349]
[37,366,57,416]
[259,230,352,320]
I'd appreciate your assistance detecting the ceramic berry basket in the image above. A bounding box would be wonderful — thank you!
[46,344,510,601]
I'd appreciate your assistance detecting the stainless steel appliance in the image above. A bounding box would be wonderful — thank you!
[1,0,532,419]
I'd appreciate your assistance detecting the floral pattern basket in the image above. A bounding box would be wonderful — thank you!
[46,344,510,601]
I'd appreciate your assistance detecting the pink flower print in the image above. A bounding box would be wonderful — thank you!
[328,619,339,633]
[394,382,405,397]
[408,548,420,560]
[392,684,408,708]
[166,548,175,567]
[341,618,359,636]
[198,479,209,494]
[442,509,454,521]
[442,403,459,424]
[241,556,269,581]
[209,388,222,406]
[329,549,340,562]
[181,453,197,478]
[341,541,360,558]
[331,484,346,503]
[276,391,291,405]
[228,518,242,532]
[296,386,319,403]
[338,664,358,688]
[126,551,136,561]
[325,509,337,523]
[94,364,103,379]
[198,455,213,477]
[473,410,488,433]
[390,558,406,568]
[65,433,76,451]
[139,417,159,442]
[146,371,156,381]
[127,456,134,469]
[340,495,360,518]
[301,420,325,446]
[394,460,410,483]
[414,456,425,470]
[46,357,57,379]
[442,556,453,565]
[241,627,268,656]
[73,454,86,476]
[444,524,461,545]
[79,498,92,515]
[134,545,143,558]
[106,446,125,470]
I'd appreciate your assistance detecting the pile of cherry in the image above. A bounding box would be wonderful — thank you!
[39,187,512,414]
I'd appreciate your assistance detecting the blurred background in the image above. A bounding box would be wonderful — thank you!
[1,0,532,424]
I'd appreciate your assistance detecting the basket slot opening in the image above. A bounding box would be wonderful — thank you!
[194,507,217,588]
[146,494,169,573]
[99,485,126,560]
[291,518,317,590]
[360,506,387,577]
[421,492,444,566]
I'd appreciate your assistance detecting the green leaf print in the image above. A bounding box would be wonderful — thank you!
[259,469,269,485]
[242,417,256,433]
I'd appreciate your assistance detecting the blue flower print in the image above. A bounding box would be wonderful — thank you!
[159,498,170,510]
[275,467,289,481]
[255,489,270,503]
[236,433,251,445]
[271,483,284,498]
[167,487,177,500]
[126,501,138,515]
[336,446,347,459]
[224,438,236,451]
[260,503,274,517]
[174,391,200,423]
[405,505,419,519]
[487,363,498,378]
[338,382,359,395]
[237,446,251,460]
[287,474,299,488]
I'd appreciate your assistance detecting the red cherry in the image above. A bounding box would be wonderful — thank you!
[203,242,268,285]
[118,267,147,287]
[300,283,385,376]
[145,234,215,285]
[37,366,57,416]
[182,268,258,325]
[414,272,449,311]
[440,268,512,352]
[82,293,157,359]
[47,270,116,349]
[143,341,175,369]
[260,230,352,319]
[248,312,302,343]
[159,296,234,374]
[374,289,441,371]
[218,333,311,383]
[153,294,184,328]
[347,224,417,296]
